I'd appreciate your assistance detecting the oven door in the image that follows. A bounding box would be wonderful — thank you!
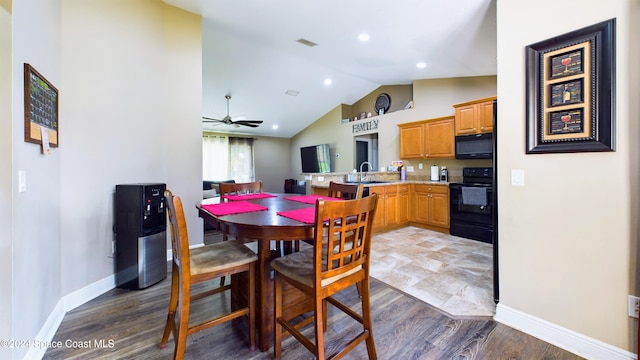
[449,183,494,243]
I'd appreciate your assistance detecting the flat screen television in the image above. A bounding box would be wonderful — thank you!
[300,144,331,173]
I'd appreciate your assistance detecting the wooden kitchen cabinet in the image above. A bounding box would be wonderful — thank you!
[398,123,424,159]
[398,116,455,159]
[453,96,496,136]
[398,184,409,224]
[369,185,389,230]
[369,184,407,232]
[411,184,449,229]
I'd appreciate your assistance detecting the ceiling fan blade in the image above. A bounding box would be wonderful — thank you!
[205,96,263,128]
[236,123,260,128]
[202,116,223,122]
[234,120,263,125]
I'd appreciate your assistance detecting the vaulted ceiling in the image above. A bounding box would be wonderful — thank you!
[163,0,497,138]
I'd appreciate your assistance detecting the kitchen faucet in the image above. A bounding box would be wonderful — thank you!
[359,161,371,182]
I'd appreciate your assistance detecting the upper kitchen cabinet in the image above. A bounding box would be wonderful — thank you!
[398,116,455,159]
[453,96,497,135]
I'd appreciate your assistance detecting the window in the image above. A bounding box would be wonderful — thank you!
[203,135,255,182]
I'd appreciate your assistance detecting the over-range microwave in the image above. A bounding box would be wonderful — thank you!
[455,132,493,159]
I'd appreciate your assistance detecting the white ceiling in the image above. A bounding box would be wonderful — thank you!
[163,0,497,138]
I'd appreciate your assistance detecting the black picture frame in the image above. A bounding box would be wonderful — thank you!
[24,63,59,147]
[525,19,615,154]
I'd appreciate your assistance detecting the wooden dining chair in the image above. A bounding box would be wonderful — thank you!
[219,180,295,259]
[160,189,257,359]
[219,181,263,202]
[271,194,379,360]
[327,181,363,200]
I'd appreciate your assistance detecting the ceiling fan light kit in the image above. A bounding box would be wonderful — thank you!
[203,95,264,128]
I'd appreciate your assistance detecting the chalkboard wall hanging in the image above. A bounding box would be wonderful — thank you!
[24,63,59,147]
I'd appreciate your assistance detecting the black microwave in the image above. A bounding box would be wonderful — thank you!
[455,133,493,159]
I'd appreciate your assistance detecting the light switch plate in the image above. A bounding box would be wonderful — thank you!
[406,166,414,172]
[511,169,525,186]
[18,170,27,193]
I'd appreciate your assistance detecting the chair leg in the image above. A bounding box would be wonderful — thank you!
[274,274,283,359]
[360,278,378,360]
[322,299,328,332]
[173,288,191,359]
[219,233,229,287]
[248,263,256,351]
[314,298,326,359]
[160,265,179,348]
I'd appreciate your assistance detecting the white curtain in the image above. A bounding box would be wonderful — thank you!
[202,135,255,182]
[229,137,255,182]
[202,135,229,180]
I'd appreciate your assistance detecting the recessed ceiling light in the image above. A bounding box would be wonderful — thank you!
[358,33,370,42]
[272,125,279,130]
[285,90,300,96]
[324,78,332,86]
[416,62,427,69]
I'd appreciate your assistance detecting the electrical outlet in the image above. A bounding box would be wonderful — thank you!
[628,295,639,318]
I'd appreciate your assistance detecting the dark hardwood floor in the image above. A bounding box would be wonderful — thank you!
[43,231,584,359]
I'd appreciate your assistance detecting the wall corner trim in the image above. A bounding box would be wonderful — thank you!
[23,275,115,360]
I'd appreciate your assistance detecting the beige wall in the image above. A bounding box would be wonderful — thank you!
[59,1,202,298]
[4,1,202,358]
[496,0,639,353]
[291,76,497,179]
[11,1,62,358]
[254,136,292,193]
[347,84,413,120]
[0,2,11,358]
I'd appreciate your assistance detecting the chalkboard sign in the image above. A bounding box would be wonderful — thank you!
[24,63,59,147]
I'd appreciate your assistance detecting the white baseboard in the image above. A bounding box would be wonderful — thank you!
[23,275,115,360]
[23,300,65,360]
[495,303,636,360]
[63,274,115,312]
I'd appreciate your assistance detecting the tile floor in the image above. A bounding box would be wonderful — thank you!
[370,226,496,318]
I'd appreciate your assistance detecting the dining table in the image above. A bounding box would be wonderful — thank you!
[197,193,341,352]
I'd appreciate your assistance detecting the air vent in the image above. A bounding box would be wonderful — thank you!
[296,38,318,47]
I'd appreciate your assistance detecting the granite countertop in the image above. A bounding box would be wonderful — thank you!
[313,179,452,188]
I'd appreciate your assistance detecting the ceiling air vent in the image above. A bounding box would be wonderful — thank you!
[296,38,318,47]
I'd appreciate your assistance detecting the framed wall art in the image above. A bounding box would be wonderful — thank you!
[525,19,615,154]
[24,63,59,147]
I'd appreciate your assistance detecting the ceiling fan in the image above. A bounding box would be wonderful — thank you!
[202,95,264,128]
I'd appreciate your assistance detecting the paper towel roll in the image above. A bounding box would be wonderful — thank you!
[430,165,439,181]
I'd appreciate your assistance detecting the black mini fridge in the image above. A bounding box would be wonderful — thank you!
[115,183,167,289]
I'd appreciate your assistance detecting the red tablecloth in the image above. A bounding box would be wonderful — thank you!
[283,194,342,204]
[201,201,268,216]
[223,193,277,201]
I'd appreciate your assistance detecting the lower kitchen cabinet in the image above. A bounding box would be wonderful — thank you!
[369,184,405,232]
[398,184,409,224]
[314,182,448,234]
[411,184,449,229]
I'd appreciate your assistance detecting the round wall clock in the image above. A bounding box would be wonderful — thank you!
[374,93,391,115]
